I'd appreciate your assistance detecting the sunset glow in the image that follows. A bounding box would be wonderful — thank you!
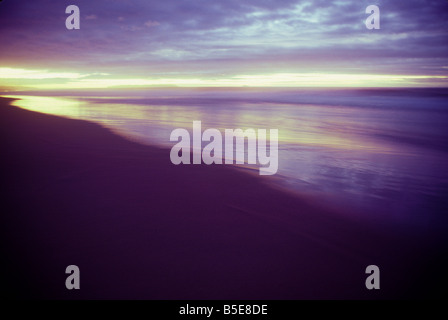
[0,0,447,91]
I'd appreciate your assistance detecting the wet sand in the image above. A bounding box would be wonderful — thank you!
[0,97,446,299]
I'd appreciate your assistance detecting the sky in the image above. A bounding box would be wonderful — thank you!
[0,0,447,90]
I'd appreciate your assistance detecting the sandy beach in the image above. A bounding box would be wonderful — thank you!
[0,96,446,299]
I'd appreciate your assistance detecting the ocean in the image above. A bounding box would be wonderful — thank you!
[5,87,448,226]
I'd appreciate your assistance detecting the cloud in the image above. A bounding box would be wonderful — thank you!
[144,20,160,27]
[120,25,143,32]
[3,70,446,89]
[0,67,86,79]
[0,0,447,86]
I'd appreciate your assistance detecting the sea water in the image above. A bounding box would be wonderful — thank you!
[5,88,448,225]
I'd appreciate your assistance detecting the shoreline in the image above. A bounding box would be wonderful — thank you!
[6,94,443,232]
[3,95,425,229]
[1,96,447,299]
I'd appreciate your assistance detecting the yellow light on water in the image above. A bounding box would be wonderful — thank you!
[4,95,82,117]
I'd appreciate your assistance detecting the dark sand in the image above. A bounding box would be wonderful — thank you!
[0,97,446,299]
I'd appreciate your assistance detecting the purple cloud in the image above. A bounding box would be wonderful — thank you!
[0,0,447,81]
